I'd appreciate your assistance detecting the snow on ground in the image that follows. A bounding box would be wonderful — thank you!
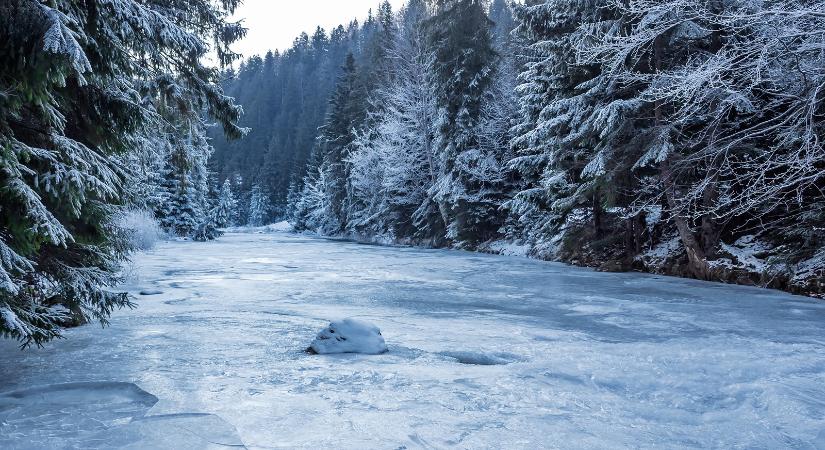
[223,221,292,234]
[485,240,531,257]
[2,231,825,449]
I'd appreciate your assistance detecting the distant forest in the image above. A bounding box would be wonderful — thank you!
[1,0,824,346]
[210,0,825,297]
[209,0,516,220]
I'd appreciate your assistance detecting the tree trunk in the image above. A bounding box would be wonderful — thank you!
[661,159,712,280]
[592,188,604,239]
[700,176,720,257]
[653,34,712,280]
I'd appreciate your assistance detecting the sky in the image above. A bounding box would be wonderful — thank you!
[230,0,407,58]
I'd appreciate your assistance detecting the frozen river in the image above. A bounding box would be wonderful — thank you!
[2,231,825,449]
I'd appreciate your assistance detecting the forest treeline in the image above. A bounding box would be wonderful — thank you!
[2,0,824,346]
[218,0,824,296]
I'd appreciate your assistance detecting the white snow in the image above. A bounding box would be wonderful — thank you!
[1,232,825,448]
[308,318,388,355]
[639,233,683,264]
[793,249,825,289]
[223,221,292,234]
[486,240,530,257]
[714,235,771,273]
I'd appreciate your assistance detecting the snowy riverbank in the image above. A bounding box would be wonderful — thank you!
[2,232,825,448]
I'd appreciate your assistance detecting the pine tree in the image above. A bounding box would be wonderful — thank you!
[232,173,250,226]
[346,0,443,242]
[426,0,500,247]
[507,0,627,259]
[308,53,368,233]
[247,184,272,227]
[214,179,238,228]
[0,0,244,346]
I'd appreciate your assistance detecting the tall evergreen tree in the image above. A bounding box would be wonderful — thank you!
[247,184,272,227]
[214,179,238,228]
[0,0,244,345]
[426,0,500,247]
[300,53,368,233]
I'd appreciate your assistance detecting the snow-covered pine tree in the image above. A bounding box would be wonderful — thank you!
[586,0,825,279]
[507,0,629,261]
[292,165,337,232]
[345,0,442,241]
[231,173,250,226]
[425,0,501,247]
[0,0,244,346]
[214,179,238,228]
[156,150,193,237]
[300,53,367,233]
[154,117,216,239]
[247,184,272,227]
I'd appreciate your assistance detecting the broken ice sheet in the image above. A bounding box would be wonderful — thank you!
[0,382,245,449]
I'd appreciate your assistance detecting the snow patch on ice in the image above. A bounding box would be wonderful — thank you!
[439,351,523,366]
[308,318,388,355]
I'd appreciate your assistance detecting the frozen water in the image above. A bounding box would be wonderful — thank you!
[0,382,158,449]
[1,231,825,448]
[89,413,245,449]
[0,382,245,449]
[308,318,388,355]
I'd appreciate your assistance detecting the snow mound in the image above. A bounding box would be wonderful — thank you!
[265,221,292,232]
[0,383,246,449]
[307,318,388,355]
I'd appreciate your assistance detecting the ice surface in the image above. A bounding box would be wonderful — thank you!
[308,318,388,355]
[0,382,157,448]
[1,231,825,448]
[0,382,245,449]
[89,413,245,449]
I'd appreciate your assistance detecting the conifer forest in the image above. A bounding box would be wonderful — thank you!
[1,1,825,448]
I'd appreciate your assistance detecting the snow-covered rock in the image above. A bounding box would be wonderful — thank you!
[307,319,388,355]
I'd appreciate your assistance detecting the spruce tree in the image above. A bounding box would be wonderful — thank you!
[214,179,238,228]
[247,185,272,227]
[0,0,244,346]
[307,53,367,233]
[426,0,500,247]
[507,0,628,259]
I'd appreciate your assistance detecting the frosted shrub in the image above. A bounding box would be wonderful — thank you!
[118,210,165,251]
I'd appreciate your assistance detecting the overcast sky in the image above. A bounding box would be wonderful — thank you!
[230,0,407,58]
